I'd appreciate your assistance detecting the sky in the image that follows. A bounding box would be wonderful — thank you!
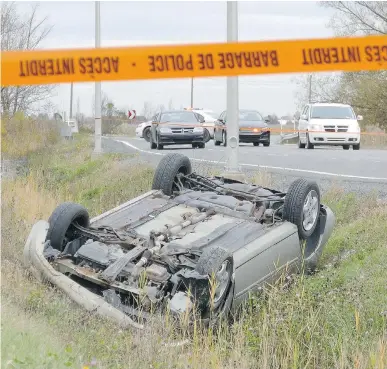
[16,1,336,118]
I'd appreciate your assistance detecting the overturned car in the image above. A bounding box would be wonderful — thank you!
[24,153,335,330]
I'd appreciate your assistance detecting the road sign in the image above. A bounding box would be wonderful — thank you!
[1,35,386,86]
[128,110,136,119]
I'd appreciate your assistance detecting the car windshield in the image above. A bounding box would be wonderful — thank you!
[203,112,219,119]
[311,106,355,119]
[239,111,263,121]
[160,111,197,123]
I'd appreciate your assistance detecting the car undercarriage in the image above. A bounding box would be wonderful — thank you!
[24,153,335,330]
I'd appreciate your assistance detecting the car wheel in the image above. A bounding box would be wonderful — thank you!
[283,178,321,240]
[150,135,157,149]
[192,143,198,149]
[298,134,306,149]
[253,142,259,147]
[222,131,227,147]
[198,142,205,149]
[195,246,233,312]
[343,145,350,150]
[143,127,151,142]
[156,134,163,150]
[353,143,360,150]
[305,133,314,149]
[263,142,270,147]
[46,202,90,251]
[214,133,221,146]
[203,129,211,143]
[152,153,192,196]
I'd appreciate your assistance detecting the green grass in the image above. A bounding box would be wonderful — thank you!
[1,134,386,369]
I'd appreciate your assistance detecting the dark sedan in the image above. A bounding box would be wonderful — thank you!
[150,110,206,150]
[214,109,271,147]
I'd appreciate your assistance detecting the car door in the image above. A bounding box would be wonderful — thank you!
[298,105,309,140]
[232,223,301,307]
[214,111,225,141]
[150,113,160,142]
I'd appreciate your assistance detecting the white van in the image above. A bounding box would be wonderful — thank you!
[297,103,362,150]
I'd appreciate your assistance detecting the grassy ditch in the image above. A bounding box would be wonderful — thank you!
[1,135,386,369]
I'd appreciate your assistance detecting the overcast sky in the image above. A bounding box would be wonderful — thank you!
[17,1,336,117]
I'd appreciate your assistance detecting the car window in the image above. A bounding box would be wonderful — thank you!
[159,111,198,123]
[239,110,263,121]
[196,113,204,121]
[203,112,219,119]
[310,106,356,119]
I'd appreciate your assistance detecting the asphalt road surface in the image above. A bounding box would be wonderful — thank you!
[102,135,387,199]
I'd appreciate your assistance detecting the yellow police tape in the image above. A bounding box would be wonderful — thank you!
[1,35,386,86]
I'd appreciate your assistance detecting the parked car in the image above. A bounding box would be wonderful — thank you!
[214,109,271,147]
[135,118,154,142]
[150,110,206,150]
[297,103,362,150]
[24,153,335,329]
[189,108,219,141]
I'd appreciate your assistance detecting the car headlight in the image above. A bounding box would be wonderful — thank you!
[310,124,323,132]
[193,127,203,132]
[159,127,172,133]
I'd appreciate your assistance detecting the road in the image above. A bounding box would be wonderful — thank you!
[102,135,387,199]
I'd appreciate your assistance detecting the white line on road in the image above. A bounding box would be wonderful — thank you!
[109,138,387,182]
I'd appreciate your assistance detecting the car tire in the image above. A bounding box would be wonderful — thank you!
[152,153,192,196]
[192,143,197,149]
[143,127,151,142]
[203,129,211,143]
[253,142,259,147]
[156,134,163,150]
[223,132,227,147]
[195,246,233,311]
[343,145,350,150]
[353,143,360,150]
[198,142,205,149]
[150,135,157,149]
[46,202,90,251]
[283,178,321,240]
[263,142,270,147]
[305,133,314,149]
[298,134,306,149]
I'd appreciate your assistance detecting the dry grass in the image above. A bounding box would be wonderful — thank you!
[1,114,61,159]
[1,134,387,369]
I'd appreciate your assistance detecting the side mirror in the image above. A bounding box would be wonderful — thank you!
[218,119,224,124]
[357,115,363,121]
[264,118,270,124]
[200,118,205,124]
[301,114,308,120]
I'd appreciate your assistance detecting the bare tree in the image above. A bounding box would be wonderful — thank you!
[319,1,387,128]
[321,1,387,36]
[1,2,55,116]
[293,2,387,128]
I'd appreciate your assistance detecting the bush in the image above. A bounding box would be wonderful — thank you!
[1,114,61,159]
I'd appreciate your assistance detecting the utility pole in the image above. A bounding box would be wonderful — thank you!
[308,74,312,103]
[190,78,194,108]
[69,83,73,119]
[94,1,102,154]
[221,1,245,182]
